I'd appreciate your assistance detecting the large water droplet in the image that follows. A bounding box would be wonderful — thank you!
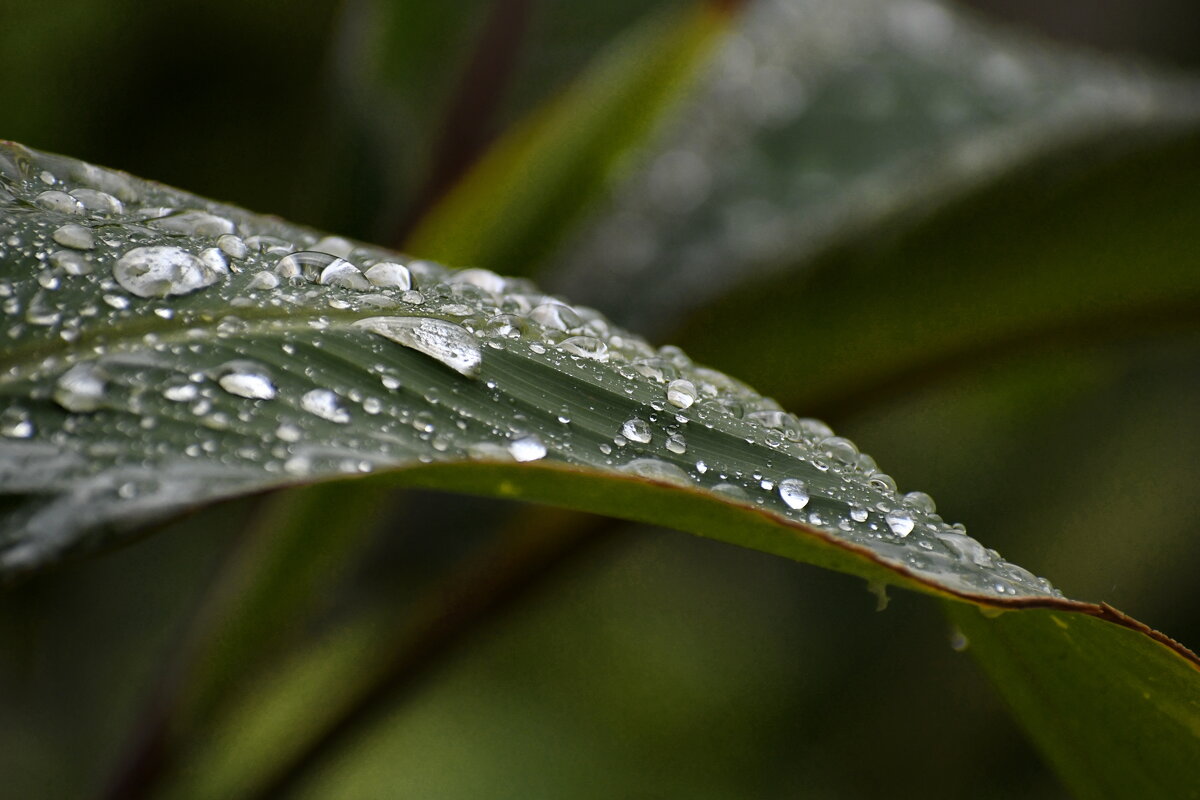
[114,246,222,298]
[621,418,652,444]
[354,316,483,378]
[508,434,547,462]
[885,510,915,537]
[778,478,810,510]
[666,378,697,409]
[151,209,236,236]
[621,458,692,485]
[558,335,608,361]
[300,388,350,423]
[54,363,106,412]
[217,362,277,400]
[52,223,95,250]
[364,262,412,289]
[319,259,369,290]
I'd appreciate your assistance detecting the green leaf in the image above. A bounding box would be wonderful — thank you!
[2,142,1199,799]
[550,0,1200,337]
[0,140,1053,603]
[947,602,1200,798]
[403,0,738,274]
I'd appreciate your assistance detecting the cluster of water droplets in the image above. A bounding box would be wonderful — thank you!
[0,142,1058,597]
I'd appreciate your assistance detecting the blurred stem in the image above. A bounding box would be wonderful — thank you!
[244,509,618,800]
[100,481,394,800]
[392,0,535,245]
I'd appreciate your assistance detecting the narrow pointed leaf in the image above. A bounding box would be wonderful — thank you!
[552,0,1200,336]
[404,0,739,273]
[2,143,1199,800]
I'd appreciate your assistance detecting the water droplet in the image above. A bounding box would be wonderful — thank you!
[665,433,687,454]
[274,251,343,282]
[449,268,506,294]
[508,434,547,462]
[364,262,412,289]
[52,223,95,250]
[885,510,915,537]
[54,363,106,412]
[217,233,248,260]
[0,407,34,438]
[114,246,222,298]
[70,188,123,215]
[275,422,302,442]
[666,378,697,409]
[850,507,869,523]
[300,388,350,423]
[621,458,691,485]
[216,362,277,400]
[949,627,970,652]
[35,190,84,215]
[163,380,199,402]
[778,478,810,510]
[49,249,91,275]
[319,259,369,290]
[902,490,936,514]
[530,302,582,331]
[312,235,355,258]
[354,316,483,378]
[621,418,652,444]
[558,335,608,361]
[247,271,280,290]
[151,209,236,236]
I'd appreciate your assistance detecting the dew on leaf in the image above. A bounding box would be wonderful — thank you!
[52,223,95,250]
[114,246,222,298]
[778,478,810,510]
[353,316,483,378]
[508,434,548,462]
[300,388,350,423]
[621,418,652,444]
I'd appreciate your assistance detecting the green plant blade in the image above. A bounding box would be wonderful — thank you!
[947,601,1200,799]
[0,140,1055,598]
[550,0,1200,337]
[3,142,1199,800]
[403,0,738,274]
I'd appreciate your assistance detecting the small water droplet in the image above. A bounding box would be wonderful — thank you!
[778,478,809,510]
[665,433,687,454]
[850,507,869,523]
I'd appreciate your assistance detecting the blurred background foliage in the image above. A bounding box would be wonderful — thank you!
[2,0,1199,797]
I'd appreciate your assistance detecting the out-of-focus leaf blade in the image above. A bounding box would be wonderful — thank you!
[676,127,1200,418]
[947,602,1200,799]
[549,0,1200,337]
[403,1,738,274]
